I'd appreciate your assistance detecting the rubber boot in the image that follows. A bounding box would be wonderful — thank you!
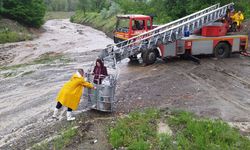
[52,108,59,119]
[66,111,75,121]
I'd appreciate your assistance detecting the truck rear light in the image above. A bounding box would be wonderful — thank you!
[185,41,192,49]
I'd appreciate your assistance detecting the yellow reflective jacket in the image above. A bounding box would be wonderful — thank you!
[56,73,94,110]
[231,13,244,26]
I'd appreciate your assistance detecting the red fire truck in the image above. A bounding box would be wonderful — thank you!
[113,7,248,65]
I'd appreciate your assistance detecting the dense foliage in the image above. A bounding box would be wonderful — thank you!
[1,0,249,30]
[43,0,110,12]
[0,0,46,27]
[77,0,249,24]
[44,0,78,11]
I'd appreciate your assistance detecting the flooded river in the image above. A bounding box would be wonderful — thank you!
[0,19,112,148]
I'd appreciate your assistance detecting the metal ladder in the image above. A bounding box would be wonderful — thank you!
[100,3,234,62]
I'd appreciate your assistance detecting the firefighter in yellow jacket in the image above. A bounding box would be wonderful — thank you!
[52,69,95,121]
[231,11,244,29]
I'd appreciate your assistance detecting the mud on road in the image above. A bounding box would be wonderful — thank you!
[0,19,250,149]
[117,56,250,120]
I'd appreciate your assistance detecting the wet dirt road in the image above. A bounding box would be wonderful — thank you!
[0,19,250,149]
[117,57,250,121]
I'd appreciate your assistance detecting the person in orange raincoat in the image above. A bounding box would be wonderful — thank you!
[52,69,95,121]
[231,11,244,30]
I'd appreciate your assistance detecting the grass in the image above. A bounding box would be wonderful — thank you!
[70,11,116,38]
[0,18,33,44]
[52,127,77,149]
[108,109,160,149]
[108,109,250,150]
[168,110,250,150]
[31,127,77,150]
[44,11,75,21]
[0,31,32,44]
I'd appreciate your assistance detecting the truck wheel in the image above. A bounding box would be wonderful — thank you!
[214,42,230,58]
[114,37,119,44]
[142,49,157,65]
[129,55,138,62]
[114,37,125,47]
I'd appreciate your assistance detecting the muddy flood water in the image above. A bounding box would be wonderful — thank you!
[0,19,250,149]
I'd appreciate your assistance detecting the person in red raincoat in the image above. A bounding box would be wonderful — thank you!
[93,59,108,84]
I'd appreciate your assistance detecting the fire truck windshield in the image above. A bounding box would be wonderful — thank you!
[116,18,129,32]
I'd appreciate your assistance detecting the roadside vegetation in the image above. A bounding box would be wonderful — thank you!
[0,11,75,44]
[2,0,248,44]
[43,0,78,21]
[0,18,33,44]
[31,125,78,150]
[71,0,250,37]
[30,109,250,150]
[70,12,116,37]
[0,0,46,28]
[44,0,78,12]
[108,109,250,150]
[0,0,45,44]
[109,109,160,149]
[0,0,78,44]
[45,11,75,21]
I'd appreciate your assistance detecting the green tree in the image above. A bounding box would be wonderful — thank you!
[44,0,78,11]
[0,1,3,14]
[67,0,78,11]
[78,0,90,14]
[77,0,110,13]
[114,0,248,24]
[75,0,249,24]
[1,0,46,27]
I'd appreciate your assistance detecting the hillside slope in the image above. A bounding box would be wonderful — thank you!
[0,18,36,44]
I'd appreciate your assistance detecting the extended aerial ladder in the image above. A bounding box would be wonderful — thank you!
[100,3,234,64]
[86,3,235,112]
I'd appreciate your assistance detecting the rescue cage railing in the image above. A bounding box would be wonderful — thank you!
[83,57,119,112]
[100,3,234,62]
[84,74,117,112]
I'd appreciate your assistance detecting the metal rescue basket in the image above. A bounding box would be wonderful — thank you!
[84,55,118,112]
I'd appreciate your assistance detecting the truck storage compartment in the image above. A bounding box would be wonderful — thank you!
[202,22,227,37]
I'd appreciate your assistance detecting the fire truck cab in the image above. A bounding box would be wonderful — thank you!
[114,15,153,43]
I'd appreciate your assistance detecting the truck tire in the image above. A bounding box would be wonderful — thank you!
[214,42,230,58]
[142,49,157,65]
[129,55,138,62]
[114,36,119,44]
[114,37,125,47]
